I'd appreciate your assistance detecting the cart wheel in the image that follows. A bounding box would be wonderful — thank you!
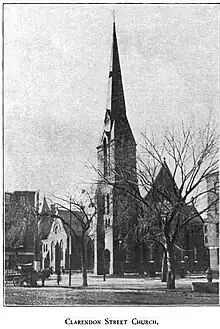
[13,276,21,287]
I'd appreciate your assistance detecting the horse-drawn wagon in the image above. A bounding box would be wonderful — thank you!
[10,264,38,287]
[5,264,53,287]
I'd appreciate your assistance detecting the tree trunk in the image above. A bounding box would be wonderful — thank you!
[139,244,145,276]
[161,250,167,282]
[166,242,175,289]
[81,234,88,287]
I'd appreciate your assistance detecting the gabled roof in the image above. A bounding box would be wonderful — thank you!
[38,214,54,240]
[39,208,86,239]
[145,160,179,203]
[57,209,83,237]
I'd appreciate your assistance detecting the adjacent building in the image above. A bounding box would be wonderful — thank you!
[5,193,94,272]
[38,198,94,272]
[5,190,39,268]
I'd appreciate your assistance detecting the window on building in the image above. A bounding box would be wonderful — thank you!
[194,245,198,262]
[103,138,108,176]
[51,242,54,261]
[216,223,219,235]
[103,195,105,214]
[149,243,154,261]
[214,182,219,193]
[108,218,110,227]
[204,225,208,234]
[106,194,110,214]
[205,236,208,244]
[19,196,26,203]
[60,240,63,260]
[217,248,219,265]
[54,223,60,234]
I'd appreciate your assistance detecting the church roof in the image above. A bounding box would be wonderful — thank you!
[39,208,86,239]
[145,159,179,203]
[57,209,83,237]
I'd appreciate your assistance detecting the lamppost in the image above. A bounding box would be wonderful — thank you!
[69,196,72,287]
[34,213,41,271]
[118,238,124,277]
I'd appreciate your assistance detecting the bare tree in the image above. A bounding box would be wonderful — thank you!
[5,199,39,251]
[50,188,96,287]
[96,121,219,289]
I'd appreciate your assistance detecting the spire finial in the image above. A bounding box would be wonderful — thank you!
[113,9,115,24]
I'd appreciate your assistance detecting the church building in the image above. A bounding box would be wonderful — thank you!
[94,19,139,275]
[94,19,208,276]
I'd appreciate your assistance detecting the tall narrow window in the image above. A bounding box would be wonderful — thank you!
[103,138,107,176]
[106,194,110,214]
[51,242,54,261]
[217,248,219,265]
[194,245,198,262]
[60,240,63,261]
[103,195,105,214]
[149,243,154,262]
[216,223,219,235]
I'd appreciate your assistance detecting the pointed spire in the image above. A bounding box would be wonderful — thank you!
[100,15,135,145]
[111,18,126,121]
[104,15,126,128]
[39,196,50,215]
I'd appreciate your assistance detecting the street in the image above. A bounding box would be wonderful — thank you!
[4,273,219,306]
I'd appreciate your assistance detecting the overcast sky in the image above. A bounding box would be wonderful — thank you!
[4,4,219,202]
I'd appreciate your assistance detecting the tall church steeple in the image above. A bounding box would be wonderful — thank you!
[95,17,138,275]
[103,18,135,144]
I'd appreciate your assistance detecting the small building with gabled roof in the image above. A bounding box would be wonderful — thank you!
[39,201,94,273]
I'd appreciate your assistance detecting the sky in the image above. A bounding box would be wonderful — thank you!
[4,4,219,203]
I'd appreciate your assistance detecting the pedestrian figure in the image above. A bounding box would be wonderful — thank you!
[61,266,65,275]
[57,267,61,285]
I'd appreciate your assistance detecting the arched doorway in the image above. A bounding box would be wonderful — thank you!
[44,251,50,269]
[104,249,110,274]
[55,242,61,273]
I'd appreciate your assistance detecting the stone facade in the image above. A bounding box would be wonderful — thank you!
[204,172,219,272]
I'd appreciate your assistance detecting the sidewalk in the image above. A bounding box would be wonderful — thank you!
[44,272,219,291]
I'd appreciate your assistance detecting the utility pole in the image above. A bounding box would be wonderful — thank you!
[69,196,72,287]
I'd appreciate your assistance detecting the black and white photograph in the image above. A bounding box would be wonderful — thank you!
[2,1,219,312]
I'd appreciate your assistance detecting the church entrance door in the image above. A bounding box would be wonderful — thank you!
[55,242,61,273]
[104,249,110,274]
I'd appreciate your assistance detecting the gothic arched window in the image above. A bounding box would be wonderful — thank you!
[194,245,198,262]
[106,194,110,214]
[103,138,108,176]
[51,242,54,261]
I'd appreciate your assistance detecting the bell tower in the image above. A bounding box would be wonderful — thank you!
[95,18,138,275]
